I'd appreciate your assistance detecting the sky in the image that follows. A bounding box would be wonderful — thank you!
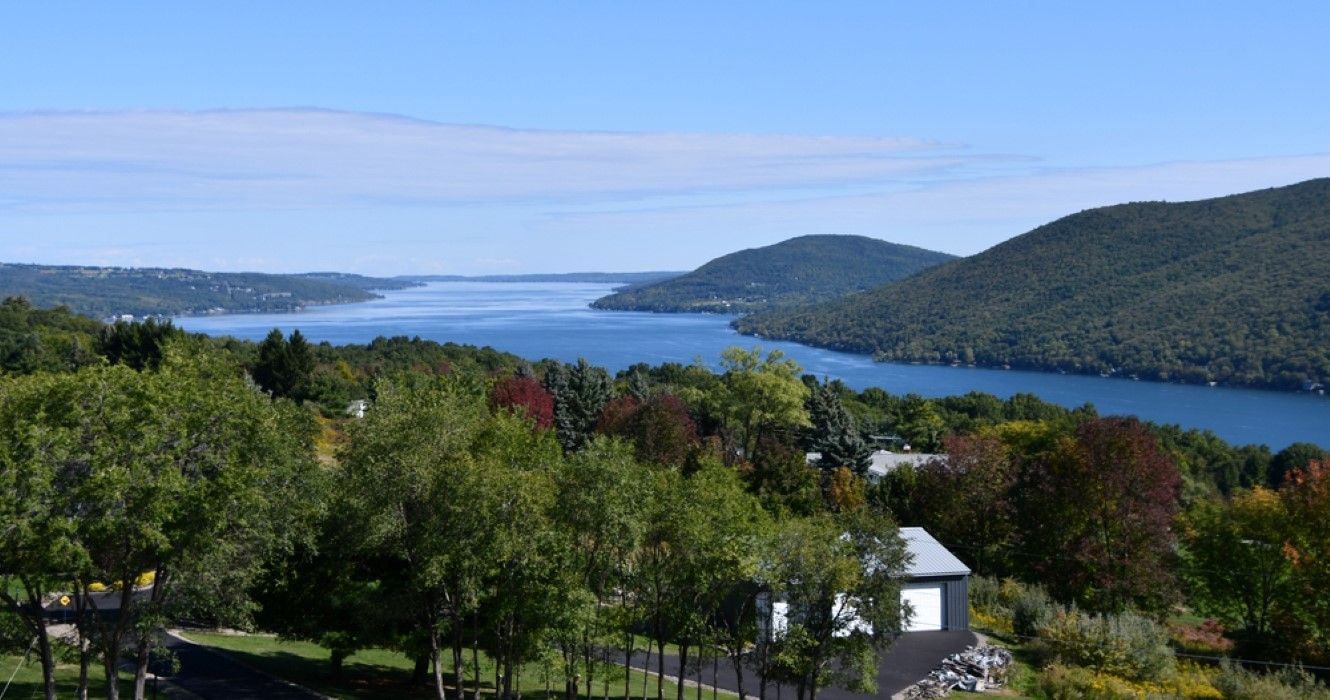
[1,2,1328,275]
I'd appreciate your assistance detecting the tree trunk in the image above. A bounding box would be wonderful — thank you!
[34,619,57,700]
[452,623,466,700]
[655,635,666,700]
[695,647,702,700]
[132,632,151,700]
[331,649,349,680]
[431,627,448,700]
[414,654,431,686]
[676,641,689,700]
[14,580,57,700]
[75,582,92,700]
[712,653,718,700]
[641,638,652,700]
[624,632,634,700]
[103,641,122,700]
[471,637,481,700]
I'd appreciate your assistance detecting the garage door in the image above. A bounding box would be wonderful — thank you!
[900,584,944,631]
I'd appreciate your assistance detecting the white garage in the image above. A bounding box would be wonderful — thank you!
[900,583,945,631]
[899,527,971,632]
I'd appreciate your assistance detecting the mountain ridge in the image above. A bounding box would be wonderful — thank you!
[591,234,956,313]
[734,179,1330,391]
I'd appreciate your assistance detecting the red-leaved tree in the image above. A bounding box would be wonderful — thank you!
[489,376,555,429]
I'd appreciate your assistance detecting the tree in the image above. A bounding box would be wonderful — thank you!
[764,509,908,700]
[1281,460,1330,661]
[1182,488,1292,647]
[551,438,646,700]
[545,359,612,454]
[252,328,315,401]
[1014,417,1181,614]
[897,395,946,453]
[337,374,496,700]
[0,343,321,700]
[97,318,184,370]
[1269,442,1330,489]
[0,372,90,700]
[490,375,556,429]
[715,347,810,462]
[909,434,1015,576]
[805,381,872,477]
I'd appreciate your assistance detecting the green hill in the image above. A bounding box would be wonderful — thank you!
[0,264,417,319]
[735,179,1330,391]
[591,235,955,313]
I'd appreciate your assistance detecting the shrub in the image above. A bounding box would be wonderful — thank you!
[1033,662,1221,700]
[1170,619,1234,654]
[1010,581,1058,639]
[1035,609,1175,682]
[1212,659,1330,700]
[970,574,1004,616]
[1034,663,1144,700]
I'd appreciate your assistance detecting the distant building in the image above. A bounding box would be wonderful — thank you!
[806,449,941,483]
[346,399,368,418]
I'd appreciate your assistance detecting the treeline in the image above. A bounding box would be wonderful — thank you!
[0,263,416,318]
[4,305,1329,699]
[736,178,1330,391]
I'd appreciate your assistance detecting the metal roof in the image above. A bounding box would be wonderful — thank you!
[867,451,940,479]
[901,527,971,578]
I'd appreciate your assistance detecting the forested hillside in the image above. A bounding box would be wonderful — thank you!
[592,235,955,313]
[0,263,417,319]
[736,179,1330,390]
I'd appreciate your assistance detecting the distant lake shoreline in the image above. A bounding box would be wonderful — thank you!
[176,281,1329,450]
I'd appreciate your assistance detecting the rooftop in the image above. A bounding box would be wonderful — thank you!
[901,527,971,578]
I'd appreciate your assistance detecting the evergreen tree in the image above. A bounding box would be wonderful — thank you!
[545,358,612,453]
[252,328,315,401]
[806,381,872,476]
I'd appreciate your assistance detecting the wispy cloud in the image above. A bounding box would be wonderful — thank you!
[0,109,1325,272]
[0,109,1005,213]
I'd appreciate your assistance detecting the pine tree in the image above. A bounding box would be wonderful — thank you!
[806,381,872,476]
[545,358,611,453]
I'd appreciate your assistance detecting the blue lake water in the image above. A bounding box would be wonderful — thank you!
[176,281,1329,450]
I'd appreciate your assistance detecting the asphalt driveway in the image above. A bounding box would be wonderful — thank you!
[627,630,976,700]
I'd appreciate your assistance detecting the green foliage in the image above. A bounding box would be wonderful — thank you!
[252,328,316,401]
[765,509,908,697]
[737,178,1330,391]
[714,346,810,459]
[1033,609,1175,682]
[97,318,184,370]
[592,235,954,313]
[1181,488,1292,642]
[0,296,103,373]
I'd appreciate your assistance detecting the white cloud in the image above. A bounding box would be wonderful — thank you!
[0,109,1000,213]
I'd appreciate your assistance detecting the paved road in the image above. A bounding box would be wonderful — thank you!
[628,630,976,700]
[161,631,326,700]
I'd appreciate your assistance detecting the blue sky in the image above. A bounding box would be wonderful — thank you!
[1,2,1328,274]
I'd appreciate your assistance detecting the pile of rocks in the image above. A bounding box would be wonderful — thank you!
[903,645,1013,698]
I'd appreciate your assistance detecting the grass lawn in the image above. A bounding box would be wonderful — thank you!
[186,631,693,700]
[0,652,133,698]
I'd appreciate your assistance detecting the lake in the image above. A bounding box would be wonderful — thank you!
[176,281,1329,450]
